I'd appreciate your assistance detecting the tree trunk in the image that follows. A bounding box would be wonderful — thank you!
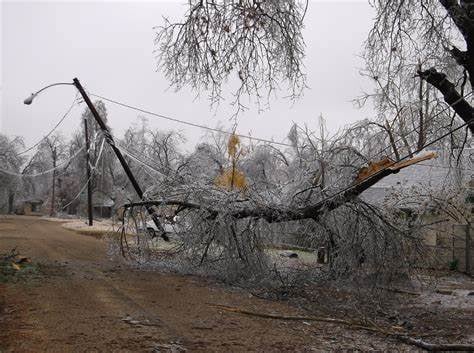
[417,63,426,150]
[7,191,14,214]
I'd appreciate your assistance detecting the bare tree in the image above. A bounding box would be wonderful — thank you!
[0,134,25,213]
[364,0,474,147]
[115,121,435,284]
[37,134,68,216]
[120,118,186,196]
[122,0,471,285]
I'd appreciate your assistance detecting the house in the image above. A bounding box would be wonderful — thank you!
[92,191,114,218]
[15,199,44,216]
[361,149,473,273]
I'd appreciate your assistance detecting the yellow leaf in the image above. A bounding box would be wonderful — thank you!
[227,134,240,158]
[215,168,247,191]
[11,262,21,271]
[14,256,31,264]
[217,133,247,191]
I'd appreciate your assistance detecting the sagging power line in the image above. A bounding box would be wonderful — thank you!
[60,138,105,211]
[17,93,82,156]
[89,92,294,148]
[0,145,86,178]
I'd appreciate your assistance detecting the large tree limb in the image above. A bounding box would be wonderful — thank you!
[439,0,474,41]
[211,303,474,351]
[438,1,474,88]
[418,68,474,135]
[124,154,436,224]
[449,45,474,89]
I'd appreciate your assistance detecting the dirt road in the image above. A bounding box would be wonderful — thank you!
[0,216,406,352]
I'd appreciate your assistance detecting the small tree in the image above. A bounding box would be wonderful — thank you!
[215,134,247,190]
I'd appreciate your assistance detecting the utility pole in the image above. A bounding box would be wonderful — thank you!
[72,78,167,240]
[466,222,471,276]
[50,147,57,217]
[84,118,93,226]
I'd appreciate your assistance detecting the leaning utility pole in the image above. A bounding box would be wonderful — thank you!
[72,78,167,240]
[84,118,93,226]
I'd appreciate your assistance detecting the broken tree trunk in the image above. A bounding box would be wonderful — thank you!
[124,153,437,224]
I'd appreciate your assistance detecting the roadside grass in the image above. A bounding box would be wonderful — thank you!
[72,228,122,238]
[266,248,319,265]
[61,219,122,239]
[0,254,39,283]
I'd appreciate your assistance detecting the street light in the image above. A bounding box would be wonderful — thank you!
[23,82,74,105]
[23,81,77,222]
[23,78,167,239]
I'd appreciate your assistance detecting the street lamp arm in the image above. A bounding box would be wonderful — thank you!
[24,82,74,105]
[23,77,167,239]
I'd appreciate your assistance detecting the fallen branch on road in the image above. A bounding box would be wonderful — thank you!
[396,336,474,352]
[208,303,399,335]
[376,286,420,296]
[209,303,474,351]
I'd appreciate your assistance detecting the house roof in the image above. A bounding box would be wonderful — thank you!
[360,149,473,206]
[19,199,44,204]
[91,191,114,207]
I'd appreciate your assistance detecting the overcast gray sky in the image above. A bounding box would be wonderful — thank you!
[1,0,375,153]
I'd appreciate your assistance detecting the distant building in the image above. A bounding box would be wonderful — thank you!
[361,149,473,272]
[92,191,115,218]
[15,199,44,216]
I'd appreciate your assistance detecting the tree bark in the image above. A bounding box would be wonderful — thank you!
[438,0,474,91]
[8,191,14,214]
[418,68,474,135]
[417,63,426,150]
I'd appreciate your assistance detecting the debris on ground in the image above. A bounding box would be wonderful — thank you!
[0,248,36,283]
[280,251,299,258]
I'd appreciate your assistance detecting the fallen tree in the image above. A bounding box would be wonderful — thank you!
[123,152,437,223]
[115,144,439,285]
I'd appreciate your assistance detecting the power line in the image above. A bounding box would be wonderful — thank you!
[322,91,474,191]
[115,144,167,178]
[416,162,474,172]
[17,93,81,156]
[369,91,473,161]
[92,89,472,160]
[313,118,474,209]
[0,145,85,178]
[60,138,105,210]
[116,140,182,175]
[102,90,474,196]
[90,85,473,158]
[89,92,294,148]
[95,126,169,177]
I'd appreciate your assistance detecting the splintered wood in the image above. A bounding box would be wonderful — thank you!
[355,152,438,183]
